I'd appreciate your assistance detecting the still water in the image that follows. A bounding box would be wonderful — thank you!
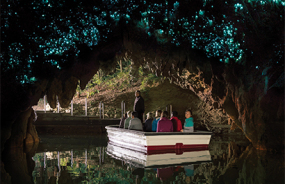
[31,134,284,184]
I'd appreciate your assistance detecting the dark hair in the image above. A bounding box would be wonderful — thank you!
[156,110,162,117]
[132,111,138,118]
[135,90,140,95]
[146,112,153,119]
[185,109,192,115]
[162,111,168,118]
[172,111,178,117]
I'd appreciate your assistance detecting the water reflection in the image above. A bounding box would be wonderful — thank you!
[30,134,284,184]
[106,143,211,168]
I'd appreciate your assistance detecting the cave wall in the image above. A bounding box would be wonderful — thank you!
[2,108,39,184]
[1,25,283,158]
[122,29,284,150]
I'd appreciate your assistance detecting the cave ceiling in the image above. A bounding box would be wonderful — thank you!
[1,0,284,107]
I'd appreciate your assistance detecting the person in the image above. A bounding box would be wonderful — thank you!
[184,164,194,184]
[124,111,132,129]
[157,167,174,182]
[143,112,153,132]
[132,168,144,184]
[157,111,173,132]
[133,90,145,122]
[152,110,162,132]
[119,113,127,128]
[170,111,183,132]
[128,111,143,130]
[182,109,194,132]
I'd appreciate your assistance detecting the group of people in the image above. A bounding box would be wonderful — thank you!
[118,90,194,132]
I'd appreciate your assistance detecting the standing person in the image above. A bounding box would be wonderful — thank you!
[143,112,153,132]
[182,109,194,132]
[170,111,183,132]
[119,113,128,128]
[133,90,145,122]
[124,111,132,129]
[152,110,162,132]
[157,111,173,132]
[128,111,143,130]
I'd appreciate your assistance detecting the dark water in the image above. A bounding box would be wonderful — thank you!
[30,134,284,184]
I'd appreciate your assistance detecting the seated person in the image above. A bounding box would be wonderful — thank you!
[124,111,132,129]
[128,111,143,130]
[170,111,183,132]
[143,112,153,132]
[157,167,174,182]
[184,164,194,184]
[182,109,194,132]
[119,113,127,128]
[152,110,162,132]
[157,111,173,132]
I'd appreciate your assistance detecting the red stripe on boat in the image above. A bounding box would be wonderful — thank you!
[146,143,209,155]
[108,140,209,155]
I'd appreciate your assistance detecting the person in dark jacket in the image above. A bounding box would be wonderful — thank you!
[157,111,173,132]
[133,90,145,122]
[119,113,127,128]
[143,112,153,132]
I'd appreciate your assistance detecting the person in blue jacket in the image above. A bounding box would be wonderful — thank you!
[182,109,194,132]
[152,110,162,132]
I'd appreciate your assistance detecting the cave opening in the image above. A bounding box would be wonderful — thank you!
[1,0,284,183]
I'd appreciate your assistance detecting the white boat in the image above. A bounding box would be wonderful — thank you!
[106,143,212,168]
[105,125,213,154]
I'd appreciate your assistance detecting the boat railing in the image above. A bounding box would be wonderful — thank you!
[38,95,174,120]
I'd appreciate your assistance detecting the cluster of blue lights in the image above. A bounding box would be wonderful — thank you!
[1,0,284,85]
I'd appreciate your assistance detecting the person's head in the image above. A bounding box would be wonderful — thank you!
[185,109,192,119]
[146,112,153,119]
[155,110,162,118]
[132,111,138,118]
[135,90,140,97]
[161,111,168,118]
[171,111,178,117]
[124,113,127,118]
[127,111,132,118]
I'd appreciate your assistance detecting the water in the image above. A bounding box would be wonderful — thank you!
[30,134,284,184]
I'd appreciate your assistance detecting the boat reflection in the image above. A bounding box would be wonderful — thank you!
[106,142,212,168]
[107,143,212,183]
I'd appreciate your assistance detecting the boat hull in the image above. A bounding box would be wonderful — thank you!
[106,125,213,154]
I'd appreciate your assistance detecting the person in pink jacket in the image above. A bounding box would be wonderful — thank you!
[156,111,173,132]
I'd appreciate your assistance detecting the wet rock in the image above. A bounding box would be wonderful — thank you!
[1,161,11,184]
[25,109,40,145]
[221,144,284,184]
[5,108,33,149]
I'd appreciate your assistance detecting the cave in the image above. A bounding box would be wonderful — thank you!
[1,0,284,183]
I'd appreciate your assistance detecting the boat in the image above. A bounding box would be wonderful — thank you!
[106,143,212,168]
[105,125,213,154]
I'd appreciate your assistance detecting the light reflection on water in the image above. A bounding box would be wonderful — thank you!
[32,134,284,184]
